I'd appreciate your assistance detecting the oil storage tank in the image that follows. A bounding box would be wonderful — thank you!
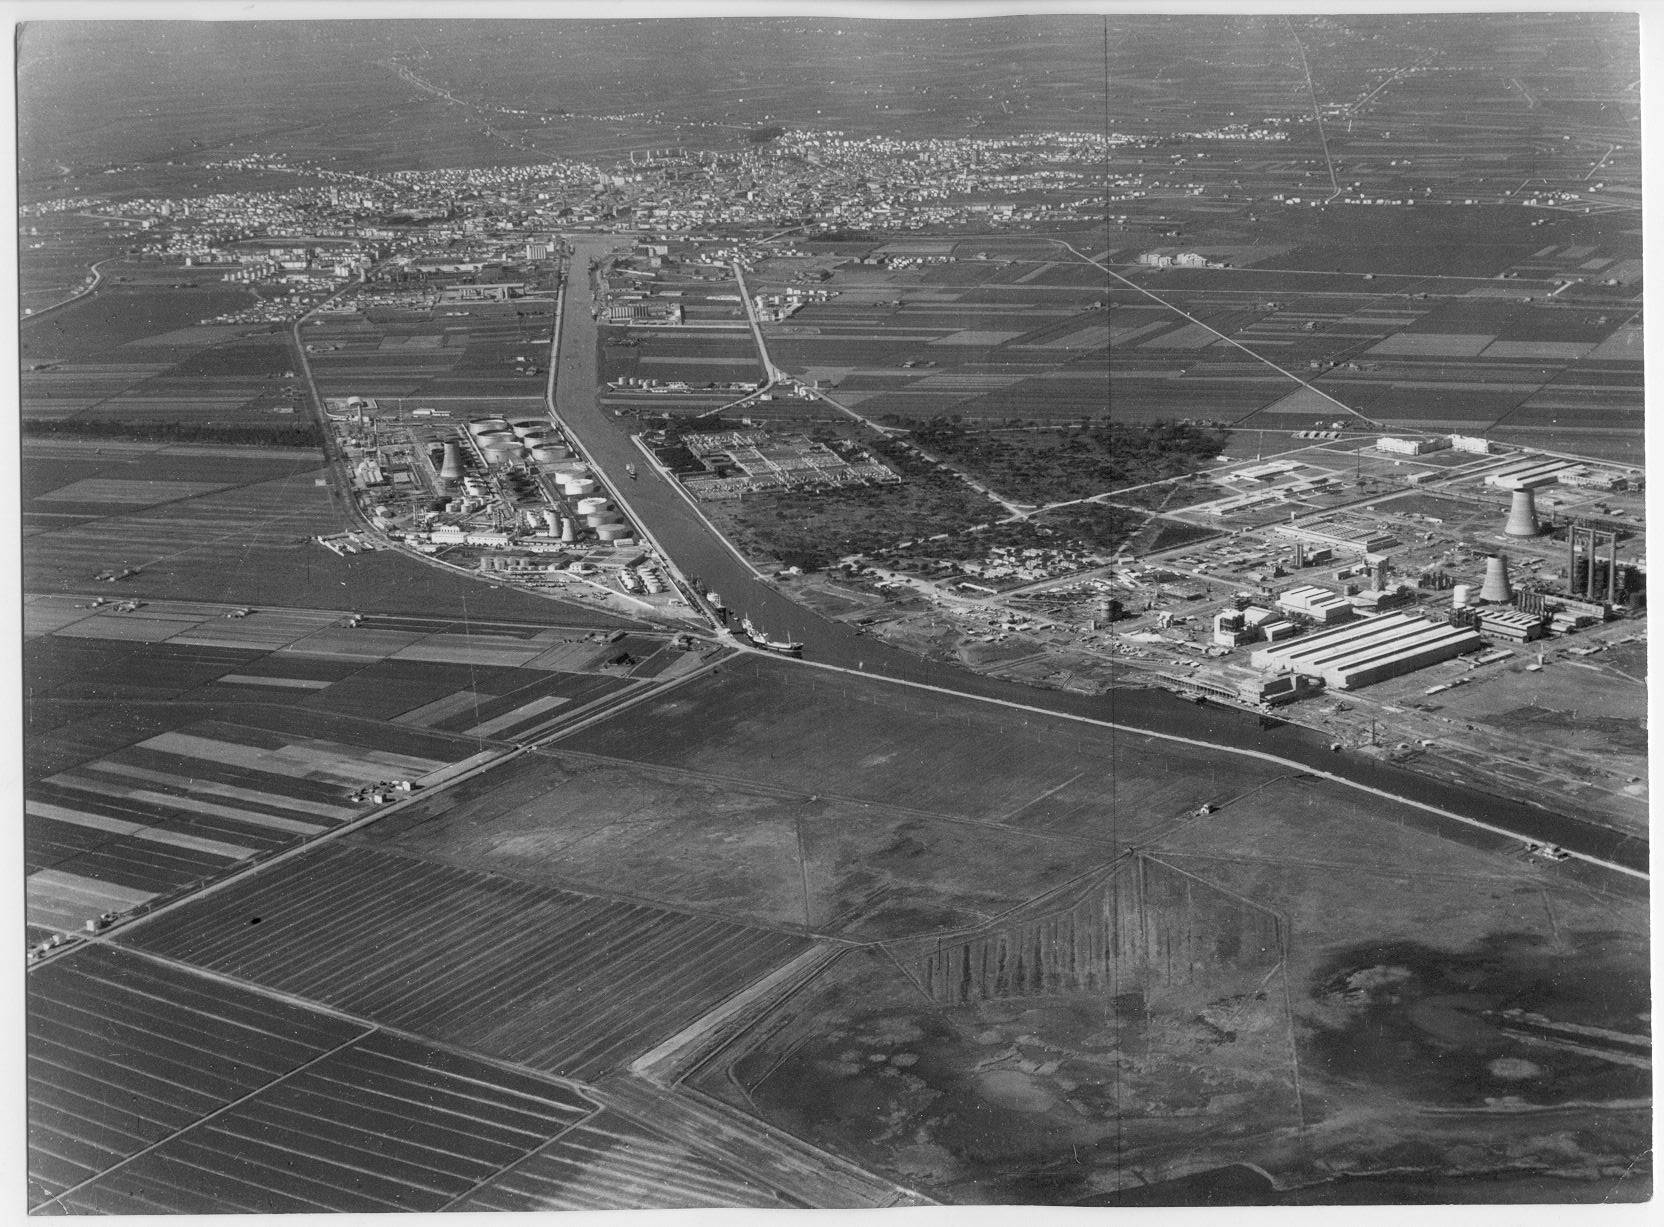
[594,522,632,542]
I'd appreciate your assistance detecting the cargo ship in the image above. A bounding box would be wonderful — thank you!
[740,615,803,657]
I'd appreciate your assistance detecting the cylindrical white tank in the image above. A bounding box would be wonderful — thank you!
[469,418,509,436]
[586,511,622,527]
[594,523,632,542]
[530,446,566,463]
[576,497,609,515]
[562,477,597,496]
[1452,584,1472,609]
[551,463,590,480]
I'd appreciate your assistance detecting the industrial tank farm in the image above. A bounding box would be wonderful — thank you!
[322,395,691,620]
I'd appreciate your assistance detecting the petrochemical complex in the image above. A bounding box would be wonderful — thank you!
[325,397,691,619]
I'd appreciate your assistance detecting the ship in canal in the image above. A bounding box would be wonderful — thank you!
[740,615,803,657]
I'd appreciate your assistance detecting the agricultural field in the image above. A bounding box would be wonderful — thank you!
[304,298,558,402]
[598,325,765,418]
[451,1110,794,1212]
[23,696,500,934]
[121,842,815,1080]
[22,599,679,936]
[28,944,602,1214]
[745,209,1642,472]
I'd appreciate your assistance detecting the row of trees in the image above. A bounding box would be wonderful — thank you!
[21,417,325,449]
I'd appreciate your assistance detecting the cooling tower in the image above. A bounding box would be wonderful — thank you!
[1504,488,1540,537]
[1478,554,1512,605]
[438,442,466,484]
[559,517,577,544]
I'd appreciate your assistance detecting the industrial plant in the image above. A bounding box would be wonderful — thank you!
[325,397,689,616]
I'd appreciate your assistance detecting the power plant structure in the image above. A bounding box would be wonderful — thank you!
[1504,488,1541,537]
[437,441,466,485]
[1567,524,1620,604]
[1477,553,1513,604]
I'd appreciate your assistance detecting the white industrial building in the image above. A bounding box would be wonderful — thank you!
[1249,612,1483,690]
[1276,584,1354,625]
[1376,435,1450,455]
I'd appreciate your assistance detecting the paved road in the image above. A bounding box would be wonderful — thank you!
[548,236,1645,878]
[22,255,118,322]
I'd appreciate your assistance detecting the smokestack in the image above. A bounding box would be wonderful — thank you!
[1504,488,1539,537]
[439,441,465,485]
[1478,554,1512,605]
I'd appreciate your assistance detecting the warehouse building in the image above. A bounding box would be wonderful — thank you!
[1276,515,1399,555]
[1249,612,1483,690]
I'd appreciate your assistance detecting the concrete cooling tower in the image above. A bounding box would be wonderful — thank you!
[438,442,466,484]
[1504,488,1540,537]
[1478,554,1512,605]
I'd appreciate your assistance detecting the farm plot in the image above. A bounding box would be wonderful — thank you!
[453,1109,791,1212]
[21,283,261,363]
[122,843,815,1080]
[27,944,368,1209]
[21,363,178,419]
[59,1033,595,1214]
[24,703,499,934]
[34,952,600,1213]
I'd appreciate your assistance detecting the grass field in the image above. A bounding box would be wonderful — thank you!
[351,746,1130,940]
[558,656,1285,832]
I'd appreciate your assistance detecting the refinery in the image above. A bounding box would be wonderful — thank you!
[324,397,692,619]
